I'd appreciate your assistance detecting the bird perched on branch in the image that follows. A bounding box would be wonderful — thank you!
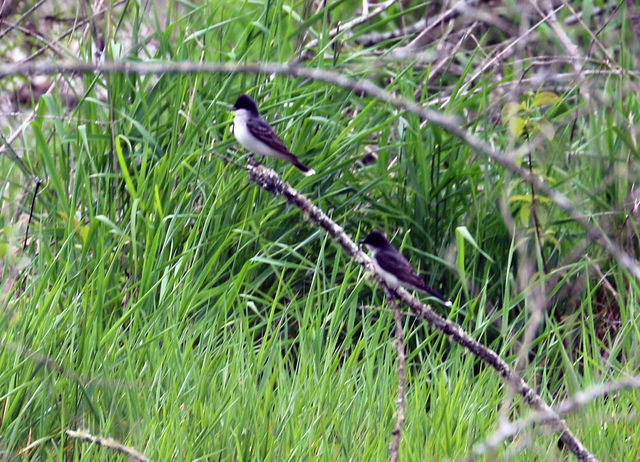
[360,230,452,306]
[232,94,315,176]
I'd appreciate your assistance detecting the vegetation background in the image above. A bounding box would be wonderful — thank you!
[1,0,640,460]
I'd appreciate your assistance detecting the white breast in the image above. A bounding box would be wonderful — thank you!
[372,256,400,289]
[233,110,288,160]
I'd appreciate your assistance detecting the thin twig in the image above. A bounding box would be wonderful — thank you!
[526,145,549,274]
[65,429,150,462]
[23,178,42,250]
[0,20,71,59]
[294,0,397,61]
[243,160,596,460]
[18,0,128,64]
[0,0,49,41]
[625,0,640,45]
[0,133,43,250]
[2,60,639,284]
[354,18,426,46]
[385,288,406,462]
[495,187,548,437]
[455,3,565,99]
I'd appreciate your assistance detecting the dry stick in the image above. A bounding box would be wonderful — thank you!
[560,1,616,66]
[402,0,475,50]
[2,60,639,284]
[23,179,42,250]
[466,375,640,461]
[65,429,150,462]
[355,18,426,46]
[454,3,565,100]
[2,21,70,59]
[525,140,549,274]
[432,68,640,107]
[0,133,43,249]
[625,0,640,46]
[495,191,548,436]
[354,0,515,47]
[294,0,397,61]
[533,0,595,105]
[427,21,478,85]
[242,160,596,460]
[385,288,406,462]
[0,0,49,40]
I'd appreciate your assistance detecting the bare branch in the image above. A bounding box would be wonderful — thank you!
[243,159,596,460]
[467,376,640,460]
[65,429,150,462]
[2,60,639,283]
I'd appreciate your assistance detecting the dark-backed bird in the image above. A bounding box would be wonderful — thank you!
[232,94,315,176]
[360,230,452,306]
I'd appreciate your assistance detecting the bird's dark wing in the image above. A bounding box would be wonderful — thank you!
[377,246,451,304]
[246,116,291,154]
[376,247,427,289]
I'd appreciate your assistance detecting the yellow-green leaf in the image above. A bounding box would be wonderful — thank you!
[77,226,89,245]
[501,101,524,124]
[510,193,552,204]
[509,194,533,204]
[519,203,531,225]
[531,91,561,108]
[509,117,526,138]
[115,135,137,200]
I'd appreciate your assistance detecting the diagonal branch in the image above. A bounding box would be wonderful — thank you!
[244,160,596,460]
[2,60,638,282]
[466,375,640,460]
[65,429,149,462]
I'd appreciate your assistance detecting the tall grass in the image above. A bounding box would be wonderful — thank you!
[1,0,639,460]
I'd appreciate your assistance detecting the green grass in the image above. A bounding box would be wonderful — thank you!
[2,0,640,460]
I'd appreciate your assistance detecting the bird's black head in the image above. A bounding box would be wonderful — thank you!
[233,94,259,115]
[360,230,390,249]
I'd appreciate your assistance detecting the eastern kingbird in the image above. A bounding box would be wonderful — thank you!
[232,94,315,176]
[361,230,452,306]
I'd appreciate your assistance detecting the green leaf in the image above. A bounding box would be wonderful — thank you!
[455,226,495,263]
[613,126,640,158]
[77,226,90,245]
[115,135,137,200]
[455,228,466,284]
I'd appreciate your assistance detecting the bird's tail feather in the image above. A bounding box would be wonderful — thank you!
[288,154,315,176]
[420,284,453,307]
